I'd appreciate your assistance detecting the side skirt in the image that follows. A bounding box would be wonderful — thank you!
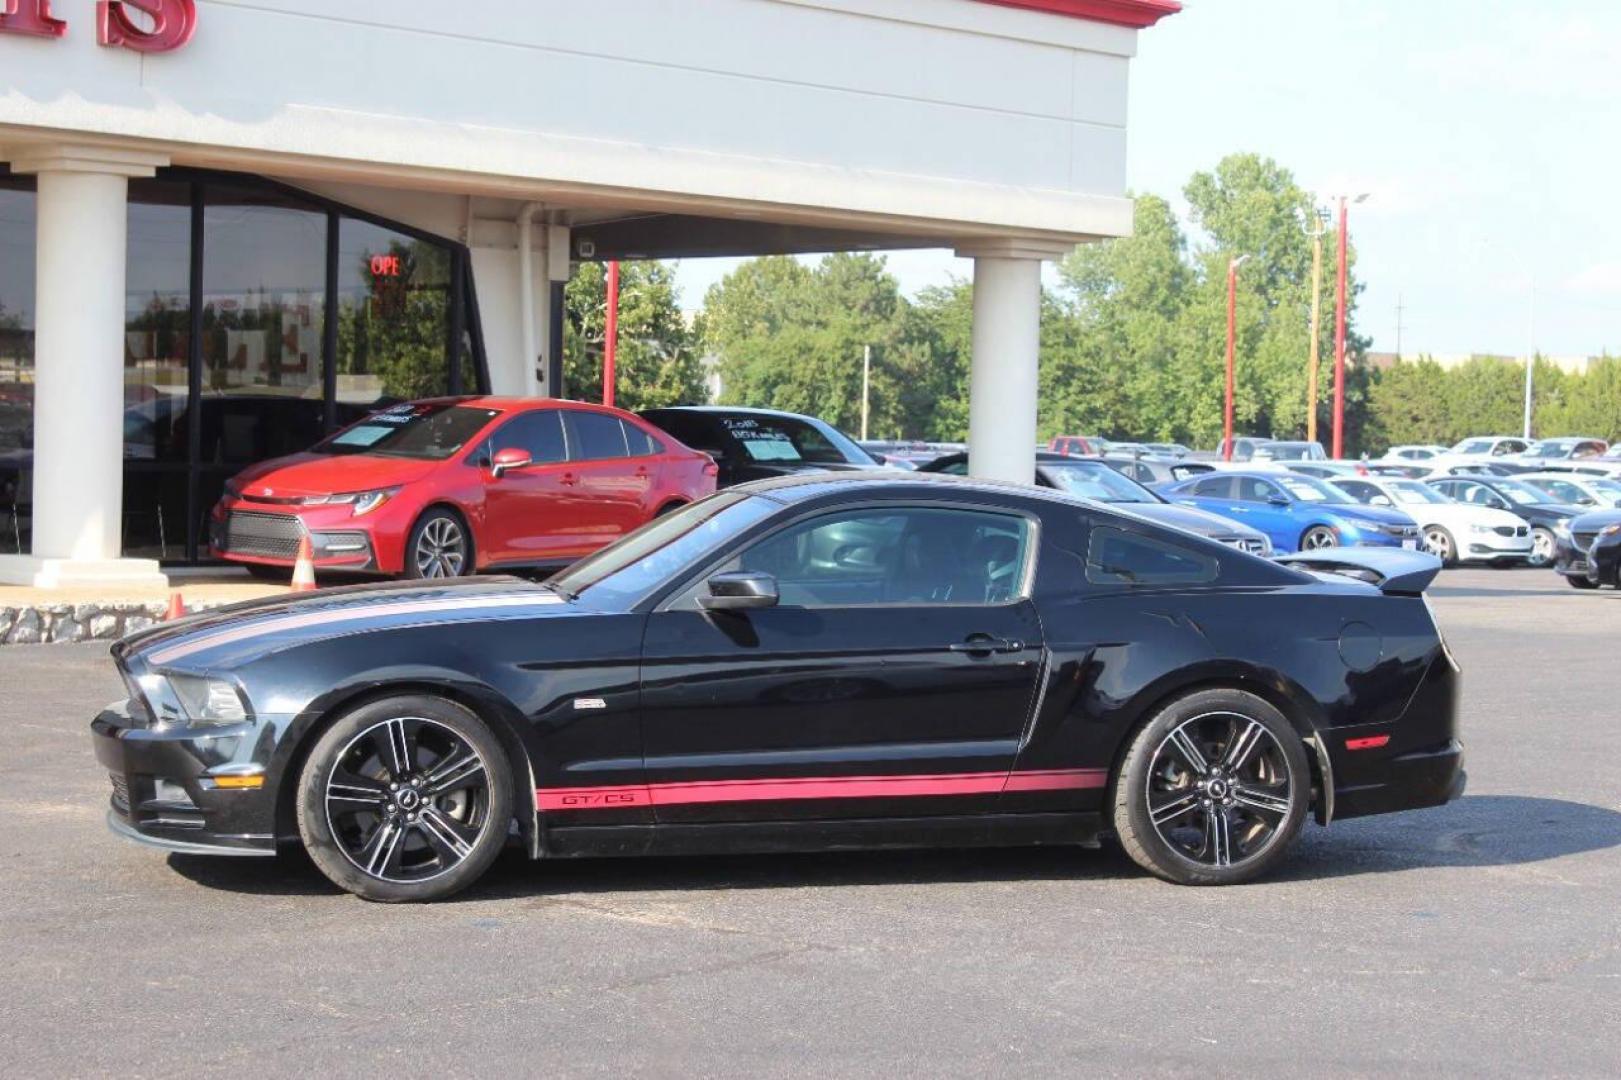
[539,812,1104,859]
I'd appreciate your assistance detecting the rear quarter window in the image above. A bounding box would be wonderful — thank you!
[1086,526,1218,587]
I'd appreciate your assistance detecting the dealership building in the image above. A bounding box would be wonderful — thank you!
[0,0,1175,588]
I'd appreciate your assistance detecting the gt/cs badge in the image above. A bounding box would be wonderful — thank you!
[572,698,607,711]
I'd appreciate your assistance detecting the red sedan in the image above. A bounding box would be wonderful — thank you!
[210,397,717,579]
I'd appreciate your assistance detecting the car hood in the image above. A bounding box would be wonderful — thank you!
[1325,503,1416,528]
[1423,503,1527,530]
[724,459,872,483]
[118,576,579,671]
[1569,508,1621,532]
[1122,502,1267,542]
[229,452,443,499]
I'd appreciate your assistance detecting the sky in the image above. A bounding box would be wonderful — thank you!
[672,0,1621,359]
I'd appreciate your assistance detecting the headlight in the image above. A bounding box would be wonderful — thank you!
[1554,520,1572,538]
[166,674,249,726]
[1602,523,1621,538]
[295,487,400,517]
[1468,523,1495,535]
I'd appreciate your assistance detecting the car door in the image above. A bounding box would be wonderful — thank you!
[475,408,572,565]
[1229,476,1298,551]
[638,503,1045,824]
[559,409,646,556]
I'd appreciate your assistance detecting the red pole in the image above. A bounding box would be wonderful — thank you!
[603,260,620,407]
[1333,199,1349,459]
[1224,259,1237,461]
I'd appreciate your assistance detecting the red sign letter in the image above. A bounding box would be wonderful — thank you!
[98,0,195,53]
[0,0,67,38]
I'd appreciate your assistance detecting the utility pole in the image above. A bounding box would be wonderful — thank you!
[1224,255,1250,461]
[1395,293,1405,358]
[1523,280,1536,440]
[1332,193,1369,459]
[1305,208,1328,445]
[861,344,872,441]
[602,261,620,407]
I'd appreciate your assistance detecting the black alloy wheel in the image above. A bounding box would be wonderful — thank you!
[1528,527,1555,568]
[297,695,513,902]
[407,508,470,579]
[1112,688,1310,885]
[1567,573,1599,590]
[1300,526,1338,551]
[1423,525,1457,567]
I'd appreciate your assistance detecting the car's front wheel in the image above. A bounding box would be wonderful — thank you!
[1567,573,1599,590]
[296,695,514,902]
[1423,525,1457,567]
[1529,527,1555,568]
[1300,526,1338,551]
[406,508,471,579]
[1112,688,1311,886]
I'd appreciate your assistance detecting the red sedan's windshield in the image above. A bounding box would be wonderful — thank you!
[316,403,500,461]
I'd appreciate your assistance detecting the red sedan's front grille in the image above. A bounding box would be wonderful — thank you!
[222,510,307,559]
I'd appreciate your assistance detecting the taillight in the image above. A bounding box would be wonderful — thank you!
[702,461,719,477]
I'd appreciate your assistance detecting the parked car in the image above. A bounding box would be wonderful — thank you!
[919,451,1271,554]
[1048,434,1103,456]
[1552,509,1621,589]
[1424,462,1529,478]
[1145,442,1193,458]
[1215,436,1273,462]
[1101,453,1215,486]
[1424,475,1583,567]
[641,406,877,488]
[1163,471,1421,553]
[94,471,1463,900]
[211,397,716,579]
[1447,435,1532,459]
[1282,461,1369,479]
[1382,444,1449,462]
[1518,437,1608,463]
[1518,472,1621,509]
[1330,476,1531,567]
[1253,440,1327,462]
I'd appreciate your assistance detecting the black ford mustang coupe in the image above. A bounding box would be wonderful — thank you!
[93,474,1464,901]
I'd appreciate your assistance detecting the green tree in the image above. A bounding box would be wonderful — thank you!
[564,261,707,410]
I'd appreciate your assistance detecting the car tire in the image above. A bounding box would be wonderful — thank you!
[1567,574,1599,590]
[405,507,472,579]
[1528,527,1555,568]
[1423,525,1458,567]
[1300,526,1338,551]
[1112,688,1311,886]
[296,694,514,902]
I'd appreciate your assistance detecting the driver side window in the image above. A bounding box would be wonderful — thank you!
[720,507,1032,607]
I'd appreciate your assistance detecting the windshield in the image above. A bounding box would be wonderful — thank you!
[1452,439,1491,455]
[1279,476,1350,504]
[1524,440,1574,459]
[1263,442,1326,461]
[549,493,779,608]
[1388,481,1449,505]
[1042,462,1159,503]
[1495,478,1555,505]
[1525,478,1591,504]
[316,403,499,460]
[715,414,873,465]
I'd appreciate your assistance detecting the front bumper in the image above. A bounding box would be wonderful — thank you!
[92,702,279,856]
[1554,533,1620,585]
[1459,533,1533,561]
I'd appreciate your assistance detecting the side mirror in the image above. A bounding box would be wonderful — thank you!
[698,570,779,611]
[489,447,531,479]
[1268,495,1290,507]
[869,452,888,465]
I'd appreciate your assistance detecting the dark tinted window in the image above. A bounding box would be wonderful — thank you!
[622,419,662,457]
[1188,475,1233,498]
[643,410,726,453]
[1335,479,1383,504]
[1086,526,1217,586]
[1234,477,1283,503]
[567,410,630,460]
[725,507,1030,607]
[488,409,566,464]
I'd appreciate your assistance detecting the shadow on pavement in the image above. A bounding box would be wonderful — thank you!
[165,794,1621,900]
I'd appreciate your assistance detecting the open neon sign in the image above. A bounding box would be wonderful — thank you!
[0,1,197,53]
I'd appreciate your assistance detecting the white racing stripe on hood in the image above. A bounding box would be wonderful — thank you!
[145,593,561,666]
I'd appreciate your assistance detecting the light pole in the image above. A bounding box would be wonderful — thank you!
[1332,193,1368,459]
[1224,254,1250,461]
[861,344,872,441]
[603,260,620,407]
[1304,207,1330,445]
[1523,279,1536,440]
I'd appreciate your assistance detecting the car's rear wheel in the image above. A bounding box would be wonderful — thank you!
[1112,689,1310,886]
[1529,527,1555,568]
[296,695,513,902]
[406,508,470,579]
[1300,526,1338,551]
[1567,573,1599,590]
[1423,525,1457,567]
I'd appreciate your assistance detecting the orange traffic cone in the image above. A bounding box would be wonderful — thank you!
[290,536,317,592]
[164,592,187,621]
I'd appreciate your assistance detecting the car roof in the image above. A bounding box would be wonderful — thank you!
[732,468,1107,511]
[641,405,827,423]
[414,395,634,416]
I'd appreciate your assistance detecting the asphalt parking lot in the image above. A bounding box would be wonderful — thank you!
[2,568,1618,1078]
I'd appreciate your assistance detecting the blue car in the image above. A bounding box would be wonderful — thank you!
[1162,471,1421,552]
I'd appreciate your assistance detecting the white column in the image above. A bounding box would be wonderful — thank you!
[956,241,1067,484]
[0,144,169,589]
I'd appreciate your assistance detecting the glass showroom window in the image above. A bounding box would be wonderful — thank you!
[0,176,33,554]
[336,217,453,405]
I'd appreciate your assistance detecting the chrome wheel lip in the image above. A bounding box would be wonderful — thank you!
[415,517,467,578]
[324,716,490,885]
[1302,528,1338,550]
[1145,710,1295,870]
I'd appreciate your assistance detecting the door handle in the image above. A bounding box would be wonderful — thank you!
[635,466,649,478]
[948,636,1025,655]
[560,472,578,487]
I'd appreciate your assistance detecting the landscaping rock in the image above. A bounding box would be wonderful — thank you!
[6,608,42,645]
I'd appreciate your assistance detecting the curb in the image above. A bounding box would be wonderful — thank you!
[0,602,223,645]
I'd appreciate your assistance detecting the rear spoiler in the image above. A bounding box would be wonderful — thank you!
[1276,548,1443,596]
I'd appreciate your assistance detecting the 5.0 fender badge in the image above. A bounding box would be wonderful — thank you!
[572,698,608,711]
